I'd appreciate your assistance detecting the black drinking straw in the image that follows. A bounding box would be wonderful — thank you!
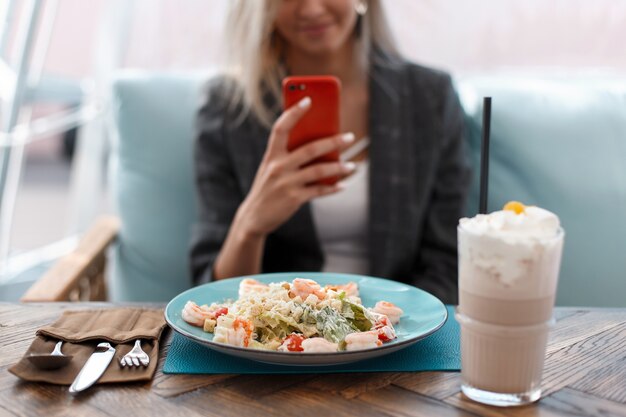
[479,97,492,214]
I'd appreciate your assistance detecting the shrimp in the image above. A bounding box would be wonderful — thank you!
[369,311,397,342]
[372,301,403,325]
[344,331,382,351]
[301,337,338,353]
[325,281,359,297]
[377,325,396,342]
[214,317,254,347]
[238,278,270,297]
[181,301,214,327]
[232,317,255,347]
[289,278,327,300]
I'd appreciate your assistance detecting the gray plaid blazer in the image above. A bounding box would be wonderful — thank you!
[190,56,470,304]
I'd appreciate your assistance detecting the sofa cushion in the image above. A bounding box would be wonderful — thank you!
[457,73,626,306]
[108,71,626,307]
[108,72,206,301]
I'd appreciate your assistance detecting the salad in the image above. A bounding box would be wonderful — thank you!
[181,277,404,352]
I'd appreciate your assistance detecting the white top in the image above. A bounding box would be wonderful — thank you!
[310,138,370,275]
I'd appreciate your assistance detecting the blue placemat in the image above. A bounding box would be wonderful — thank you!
[163,305,459,374]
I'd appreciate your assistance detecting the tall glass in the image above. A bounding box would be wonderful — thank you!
[457,222,564,407]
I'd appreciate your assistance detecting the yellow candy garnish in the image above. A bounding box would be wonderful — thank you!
[503,201,526,215]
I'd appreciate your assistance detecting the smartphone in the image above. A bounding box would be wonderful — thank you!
[282,75,341,185]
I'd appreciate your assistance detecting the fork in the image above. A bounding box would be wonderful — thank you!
[119,339,150,367]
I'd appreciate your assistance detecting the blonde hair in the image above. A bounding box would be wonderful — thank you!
[222,0,399,128]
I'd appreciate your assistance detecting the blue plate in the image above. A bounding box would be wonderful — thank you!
[165,272,447,365]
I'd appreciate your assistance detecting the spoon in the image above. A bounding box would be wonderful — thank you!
[27,341,73,370]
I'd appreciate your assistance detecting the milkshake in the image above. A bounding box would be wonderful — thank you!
[457,201,564,406]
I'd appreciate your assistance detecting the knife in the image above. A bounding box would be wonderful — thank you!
[69,342,115,394]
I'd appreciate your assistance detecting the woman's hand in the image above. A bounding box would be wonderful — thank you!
[212,96,354,280]
[235,96,356,238]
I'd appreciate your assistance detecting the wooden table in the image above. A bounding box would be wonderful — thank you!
[1,303,625,417]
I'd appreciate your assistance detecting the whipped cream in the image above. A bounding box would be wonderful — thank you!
[458,206,563,299]
[459,206,560,243]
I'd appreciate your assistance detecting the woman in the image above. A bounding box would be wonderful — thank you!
[190,0,470,304]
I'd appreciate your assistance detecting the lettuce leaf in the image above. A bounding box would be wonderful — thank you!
[315,306,356,343]
[342,301,373,332]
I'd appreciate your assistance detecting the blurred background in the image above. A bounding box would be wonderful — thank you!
[1,0,625,300]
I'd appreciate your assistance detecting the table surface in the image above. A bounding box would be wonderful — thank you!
[1,303,625,417]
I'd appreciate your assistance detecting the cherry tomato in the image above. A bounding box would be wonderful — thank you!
[213,307,228,319]
[373,316,396,342]
[376,326,395,342]
[283,333,305,352]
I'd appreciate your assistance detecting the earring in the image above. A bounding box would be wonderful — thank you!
[354,0,367,37]
[355,0,368,16]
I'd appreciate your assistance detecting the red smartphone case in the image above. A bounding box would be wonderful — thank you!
[283,75,341,185]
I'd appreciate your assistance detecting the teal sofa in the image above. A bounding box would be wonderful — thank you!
[108,71,626,307]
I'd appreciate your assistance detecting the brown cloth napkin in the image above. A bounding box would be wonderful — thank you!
[9,308,167,385]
